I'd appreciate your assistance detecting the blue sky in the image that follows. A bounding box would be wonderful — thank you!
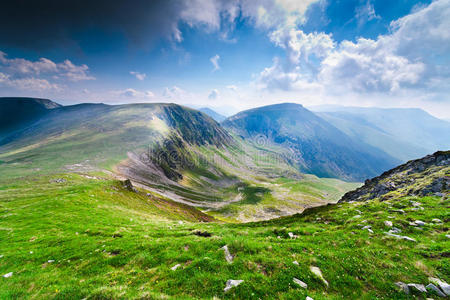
[0,0,449,118]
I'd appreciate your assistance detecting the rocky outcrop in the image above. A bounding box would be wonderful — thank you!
[339,151,449,202]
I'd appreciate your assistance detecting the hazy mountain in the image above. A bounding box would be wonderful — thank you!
[199,107,226,122]
[311,106,450,161]
[223,103,399,181]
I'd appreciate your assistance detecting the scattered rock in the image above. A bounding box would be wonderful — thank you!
[384,232,416,242]
[352,215,362,219]
[310,266,328,287]
[178,221,183,225]
[224,279,243,292]
[171,264,181,271]
[407,283,427,293]
[429,277,450,296]
[48,260,55,263]
[3,272,13,278]
[432,218,442,223]
[293,261,299,265]
[362,225,373,233]
[384,221,393,227]
[446,235,450,239]
[293,278,308,289]
[395,282,410,294]
[306,297,314,300]
[0,255,3,258]
[221,245,234,263]
[288,232,297,239]
[426,283,446,297]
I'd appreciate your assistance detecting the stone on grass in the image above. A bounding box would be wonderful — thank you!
[446,235,450,239]
[293,260,299,265]
[414,220,426,226]
[48,260,55,263]
[395,282,410,294]
[384,221,393,227]
[407,283,426,293]
[171,264,181,271]
[429,277,450,296]
[389,227,401,234]
[310,266,328,287]
[306,296,314,300]
[0,255,3,258]
[432,218,442,223]
[384,232,416,242]
[288,232,297,239]
[178,221,183,225]
[221,245,234,263]
[426,283,446,297]
[224,279,243,292]
[293,278,307,289]
[3,272,13,278]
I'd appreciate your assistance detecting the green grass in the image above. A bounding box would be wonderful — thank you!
[0,174,448,299]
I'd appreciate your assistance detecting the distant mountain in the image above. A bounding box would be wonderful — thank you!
[311,106,450,162]
[199,107,226,122]
[339,150,449,202]
[223,103,399,181]
[0,97,61,138]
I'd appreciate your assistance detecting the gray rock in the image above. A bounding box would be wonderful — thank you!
[221,245,234,263]
[293,278,308,289]
[426,283,446,297]
[429,277,450,296]
[389,227,402,234]
[395,282,410,294]
[384,221,393,227]
[293,261,299,265]
[310,266,328,287]
[407,283,426,293]
[2,272,13,278]
[306,297,314,300]
[288,232,297,239]
[384,232,416,242]
[171,264,181,271]
[224,279,243,292]
[432,218,442,223]
[414,220,426,226]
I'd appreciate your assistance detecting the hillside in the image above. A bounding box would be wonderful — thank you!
[0,154,448,299]
[223,103,399,181]
[0,97,61,140]
[312,106,450,162]
[340,151,450,202]
[0,98,358,222]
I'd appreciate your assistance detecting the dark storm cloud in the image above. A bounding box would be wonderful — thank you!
[0,0,184,49]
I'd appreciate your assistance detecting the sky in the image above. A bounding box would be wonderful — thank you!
[0,0,449,118]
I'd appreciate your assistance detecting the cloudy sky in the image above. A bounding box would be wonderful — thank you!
[0,0,449,117]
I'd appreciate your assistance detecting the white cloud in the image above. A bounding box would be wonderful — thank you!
[208,89,219,99]
[0,72,61,91]
[355,0,381,26]
[118,88,154,99]
[210,54,220,72]
[130,71,146,81]
[0,51,95,82]
[256,0,450,100]
[163,86,187,99]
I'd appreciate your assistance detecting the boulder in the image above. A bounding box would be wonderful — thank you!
[407,283,426,293]
[429,277,450,296]
[395,282,410,294]
[293,278,308,289]
[224,279,243,292]
[426,283,446,297]
[221,245,234,263]
[310,266,328,287]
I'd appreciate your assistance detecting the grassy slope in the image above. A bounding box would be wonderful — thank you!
[0,174,448,299]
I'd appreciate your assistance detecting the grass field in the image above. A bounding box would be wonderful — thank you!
[0,173,448,299]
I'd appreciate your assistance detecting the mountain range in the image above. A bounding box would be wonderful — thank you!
[1,97,449,221]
